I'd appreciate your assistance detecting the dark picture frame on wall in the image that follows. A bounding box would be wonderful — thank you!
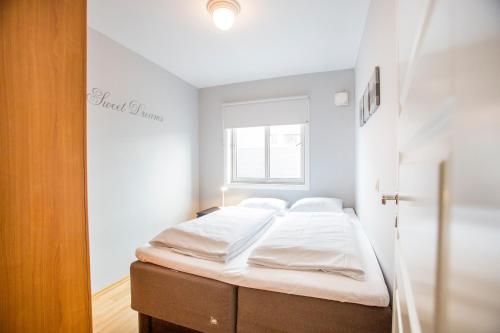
[369,66,380,115]
[359,97,365,127]
[363,86,370,123]
[358,66,381,127]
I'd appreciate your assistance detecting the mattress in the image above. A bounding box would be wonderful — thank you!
[136,208,390,307]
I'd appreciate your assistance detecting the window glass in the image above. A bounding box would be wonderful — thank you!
[270,125,302,179]
[235,127,265,179]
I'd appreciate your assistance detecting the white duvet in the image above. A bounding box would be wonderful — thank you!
[150,206,275,262]
[137,209,390,306]
[248,212,365,280]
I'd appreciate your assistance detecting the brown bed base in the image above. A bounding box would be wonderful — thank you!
[131,261,392,333]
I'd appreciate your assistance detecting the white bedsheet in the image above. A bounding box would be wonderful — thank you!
[150,206,275,262]
[248,212,365,280]
[136,209,390,307]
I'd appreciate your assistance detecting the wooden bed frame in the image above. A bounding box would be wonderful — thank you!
[131,261,391,333]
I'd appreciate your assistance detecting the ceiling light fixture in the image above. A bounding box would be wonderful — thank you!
[207,0,241,31]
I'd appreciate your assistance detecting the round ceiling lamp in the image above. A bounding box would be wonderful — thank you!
[207,0,241,31]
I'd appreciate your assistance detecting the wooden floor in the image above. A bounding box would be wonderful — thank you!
[92,277,138,333]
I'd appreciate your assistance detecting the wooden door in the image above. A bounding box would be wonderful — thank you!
[0,1,92,332]
[392,0,500,332]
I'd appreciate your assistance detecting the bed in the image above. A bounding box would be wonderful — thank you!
[131,209,391,333]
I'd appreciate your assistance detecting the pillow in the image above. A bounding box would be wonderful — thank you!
[289,197,343,213]
[238,198,288,215]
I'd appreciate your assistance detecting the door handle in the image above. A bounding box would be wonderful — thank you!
[381,193,399,205]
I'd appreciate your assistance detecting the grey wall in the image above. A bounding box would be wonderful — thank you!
[87,28,199,292]
[199,70,356,209]
[354,0,398,291]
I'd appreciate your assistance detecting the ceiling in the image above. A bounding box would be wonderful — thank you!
[88,0,370,88]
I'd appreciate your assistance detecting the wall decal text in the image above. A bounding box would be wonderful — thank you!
[87,88,164,122]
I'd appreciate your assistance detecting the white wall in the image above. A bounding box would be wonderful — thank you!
[199,70,356,209]
[354,0,398,291]
[87,28,199,292]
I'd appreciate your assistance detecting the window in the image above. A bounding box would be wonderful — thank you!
[228,124,306,186]
[222,95,310,188]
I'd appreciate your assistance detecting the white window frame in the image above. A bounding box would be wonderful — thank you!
[224,124,309,190]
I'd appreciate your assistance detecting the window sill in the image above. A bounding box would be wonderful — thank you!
[227,182,309,191]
